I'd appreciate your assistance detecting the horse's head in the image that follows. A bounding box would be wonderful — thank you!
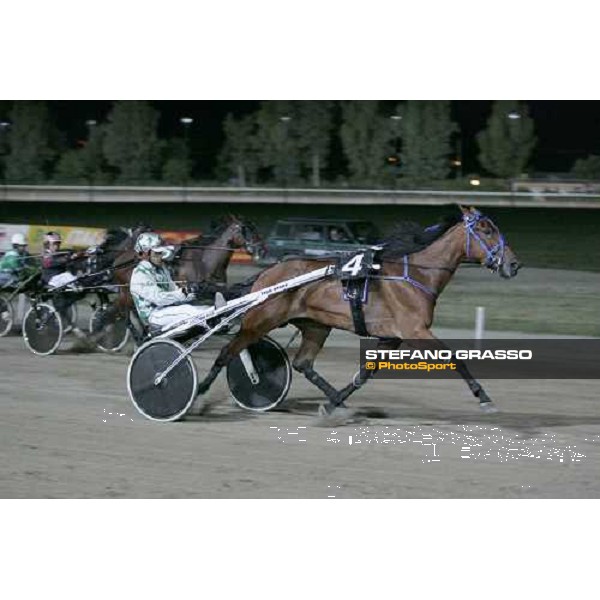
[460,206,521,278]
[223,215,265,258]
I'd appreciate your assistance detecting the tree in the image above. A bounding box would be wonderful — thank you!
[161,138,193,185]
[4,101,57,183]
[103,101,161,183]
[254,101,301,185]
[476,100,536,178]
[398,100,457,181]
[571,155,600,180]
[339,101,392,186]
[54,124,111,184]
[217,113,260,186]
[295,101,334,187]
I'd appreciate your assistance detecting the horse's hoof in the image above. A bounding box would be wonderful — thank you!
[318,400,349,415]
[480,402,498,414]
[315,404,357,427]
[318,403,330,417]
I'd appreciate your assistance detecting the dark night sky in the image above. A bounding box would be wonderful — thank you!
[11,100,600,177]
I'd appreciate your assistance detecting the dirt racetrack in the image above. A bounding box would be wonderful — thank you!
[1,320,599,498]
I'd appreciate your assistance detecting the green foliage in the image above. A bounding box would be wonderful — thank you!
[295,101,334,186]
[161,138,192,184]
[217,113,260,185]
[54,124,111,184]
[162,158,192,184]
[54,150,88,183]
[571,155,600,179]
[103,101,161,183]
[398,100,457,181]
[254,101,300,185]
[5,101,57,183]
[476,101,536,178]
[340,101,392,186]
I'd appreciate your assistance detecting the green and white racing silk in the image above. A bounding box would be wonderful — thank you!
[130,260,187,324]
[0,249,25,274]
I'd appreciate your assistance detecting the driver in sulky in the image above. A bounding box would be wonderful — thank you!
[130,231,218,331]
[41,231,89,340]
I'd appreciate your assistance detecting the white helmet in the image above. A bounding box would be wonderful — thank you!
[11,233,27,246]
[135,232,163,254]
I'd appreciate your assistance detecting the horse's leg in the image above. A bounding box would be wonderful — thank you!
[197,314,280,395]
[290,321,338,401]
[329,337,403,410]
[87,289,128,345]
[410,328,496,412]
[291,321,402,412]
[196,342,230,395]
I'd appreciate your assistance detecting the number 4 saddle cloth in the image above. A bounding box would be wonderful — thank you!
[335,248,381,335]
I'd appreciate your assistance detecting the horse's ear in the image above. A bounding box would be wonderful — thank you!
[459,205,470,215]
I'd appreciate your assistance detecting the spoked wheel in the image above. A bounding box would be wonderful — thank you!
[89,305,130,353]
[0,295,14,337]
[227,335,292,412]
[127,339,198,422]
[22,303,63,356]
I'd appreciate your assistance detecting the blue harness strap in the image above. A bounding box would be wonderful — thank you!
[374,255,438,298]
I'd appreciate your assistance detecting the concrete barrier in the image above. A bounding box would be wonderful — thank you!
[3,185,600,209]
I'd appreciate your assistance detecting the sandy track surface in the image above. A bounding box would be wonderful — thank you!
[1,326,599,498]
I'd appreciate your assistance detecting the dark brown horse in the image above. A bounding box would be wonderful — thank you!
[198,206,521,414]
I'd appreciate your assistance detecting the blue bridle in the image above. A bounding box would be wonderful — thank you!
[463,210,507,272]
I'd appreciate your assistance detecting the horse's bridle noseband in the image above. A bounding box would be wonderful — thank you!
[464,210,507,272]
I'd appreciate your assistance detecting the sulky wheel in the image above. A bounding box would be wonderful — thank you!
[227,335,292,412]
[0,295,14,337]
[22,303,63,356]
[127,339,198,422]
[89,305,130,353]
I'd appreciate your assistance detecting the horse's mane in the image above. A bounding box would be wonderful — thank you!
[180,234,208,248]
[177,218,237,253]
[380,210,462,259]
[98,228,130,252]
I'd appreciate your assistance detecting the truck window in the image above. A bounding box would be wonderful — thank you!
[296,224,324,242]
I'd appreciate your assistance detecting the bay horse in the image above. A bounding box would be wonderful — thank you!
[197,206,521,414]
[91,216,263,344]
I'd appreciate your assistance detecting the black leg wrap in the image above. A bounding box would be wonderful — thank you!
[331,365,375,408]
[476,388,492,404]
[303,367,339,401]
[197,363,223,395]
[332,385,354,408]
[454,356,491,404]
